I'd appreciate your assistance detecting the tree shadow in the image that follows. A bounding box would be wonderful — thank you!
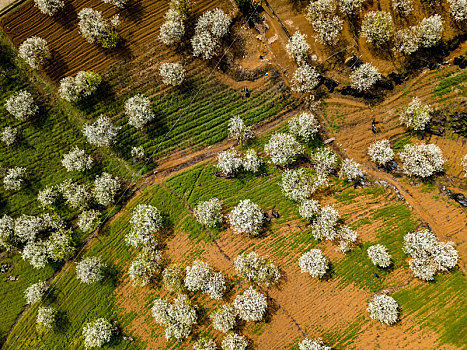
[120,0,145,23]
[55,310,71,333]
[321,261,336,281]
[262,294,280,324]
[54,1,77,29]
[104,263,122,287]
[109,37,134,61]
[44,50,69,83]
[76,80,117,115]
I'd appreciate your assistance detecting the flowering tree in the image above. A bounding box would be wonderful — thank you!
[221,333,248,350]
[151,294,197,341]
[228,199,264,236]
[169,0,192,21]
[448,0,467,21]
[131,146,145,162]
[286,31,310,65]
[0,215,15,251]
[82,318,113,349]
[399,97,432,130]
[312,205,340,240]
[368,139,394,165]
[299,199,320,220]
[337,225,357,253]
[1,126,17,146]
[184,260,226,299]
[46,229,75,262]
[399,143,444,177]
[291,64,321,94]
[22,241,49,268]
[14,214,55,243]
[289,112,320,141]
[93,172,120,206]
[339,158,364,181]
[367,293,399,324]
[195,338,218,350]
[233,287,267,322]
[217,149,243,177]
[192,9,231,59]
[404,229,458,280]
[314,16,344,45]
[77,210,101,232]
[19,37,50,69]
[125,94,155,130]
[418,15,444,48]
[462,154,467,177]
[78,8,119,48]
[311,148,338,175]
[159,0,191,45]
[338,0,365,16]
[76,256,106,284]
[393,27,420,55]
[367,244,391,268]
[306,0,337,21]
[299,338,331,350]
[59,71,102,102]
[361,11,394,47]
[4,167,26,191]
[210,305,236,332]
[162,265,184,292]
[306,0,343,45]
[350,63,381,92]
[102,0,129,8]
[34,0,64,16]
[298,249,329,278]
[228,116,254,144]
[125,204,162,247]
[264,133,304,167]
[160,20,185,45]
[127,204,162,247]
[5,90,38,121]
[191,31,218,60]
[196,8,231,38]
[128,250,162,287]
[24,280,47,304]
[62,147,93,172]
[234,251,280,287]
[37,307,56,330]
[392,0,413,16]
[159,63,185,86]
[242,149,262,173]
[82,116,119,147]
[280,169,312,202]
[194,198,223,228]
[59,180,92,209]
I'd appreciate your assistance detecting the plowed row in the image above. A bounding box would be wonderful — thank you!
[0,0,229,83]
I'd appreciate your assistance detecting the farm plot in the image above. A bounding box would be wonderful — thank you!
[0,0,232,83]
[4,116,465,349]
[77,56,297,163]
[0,32,136,344]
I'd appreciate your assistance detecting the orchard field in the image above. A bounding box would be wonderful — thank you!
[0,0,466,349]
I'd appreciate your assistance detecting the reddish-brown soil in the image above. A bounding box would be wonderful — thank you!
[0,0,233,83]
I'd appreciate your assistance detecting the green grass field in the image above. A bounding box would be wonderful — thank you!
[3,145,466,349]
[1,18,466,350]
